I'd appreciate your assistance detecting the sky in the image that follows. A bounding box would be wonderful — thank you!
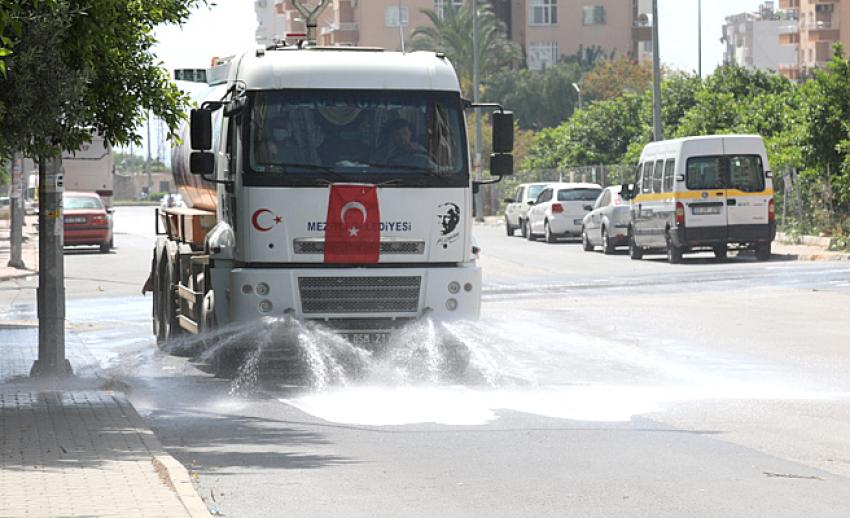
[152,0,769,75]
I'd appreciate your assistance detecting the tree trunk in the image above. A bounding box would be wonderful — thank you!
[7,152,25,269]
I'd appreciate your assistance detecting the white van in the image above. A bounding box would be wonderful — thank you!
[622,135,775,263]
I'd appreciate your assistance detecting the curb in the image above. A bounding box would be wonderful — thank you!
[112,392,211,517]
[0,269,37,282]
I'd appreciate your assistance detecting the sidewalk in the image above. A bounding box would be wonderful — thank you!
[0,330,209,517]
[0,216,39,281]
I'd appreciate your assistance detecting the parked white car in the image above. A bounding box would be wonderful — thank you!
[503,182,549,237]
[526,183,602,243]
[581,186,631,254]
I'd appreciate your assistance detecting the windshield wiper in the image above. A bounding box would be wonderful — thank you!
[267,162,350,185]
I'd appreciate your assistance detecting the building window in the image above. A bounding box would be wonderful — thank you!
[385,6,409,27]
[527,41,559,70]
[582,5,606,25]
[434,0,464,18]
[529,0,558,26]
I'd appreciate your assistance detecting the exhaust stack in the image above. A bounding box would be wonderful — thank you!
[291,0,331,44]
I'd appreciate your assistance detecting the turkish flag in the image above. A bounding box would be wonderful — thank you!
[324,184,381,264]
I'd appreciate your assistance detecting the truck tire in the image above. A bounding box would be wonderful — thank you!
[755,242,771,262]
[159,251,183,344]
[152,251,164,344]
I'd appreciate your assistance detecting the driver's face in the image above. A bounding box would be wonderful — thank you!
[396,126,411,144]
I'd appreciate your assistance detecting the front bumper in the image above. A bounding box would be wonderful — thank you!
[227,265,482,326]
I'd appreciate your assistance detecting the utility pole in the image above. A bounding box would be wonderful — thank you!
[697,0,702,78]
[651,0,663,142]
[7,152,25,269]
[472,0,484,221]
[397,0,406,52]
[31,155,72,378]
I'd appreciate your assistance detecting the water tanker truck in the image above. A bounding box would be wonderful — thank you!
[145,2,514,371]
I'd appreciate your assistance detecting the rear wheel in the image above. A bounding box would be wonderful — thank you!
[581,227,594,251]
[152,251,163,343]
[99,241,111,254]
[713,245,728,261]
[505,217,515,236]
[520,219,528,238]
[755,242,771,262]
[526,221,536,241]
[666,232,683,264]
[544,221,557,243]
[628,228,643,260]
[159,252,183,344]
[602,227,615,255]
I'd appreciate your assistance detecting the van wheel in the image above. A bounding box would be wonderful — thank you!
[755,242,771,261]
[713,245,728,261]
[628,229,643,260]
[505,217,515,236]
[666,233,683,264]
[544,221,557,243]
[581,227,594,251]
[602,227,615,255]
[520,219,528,238]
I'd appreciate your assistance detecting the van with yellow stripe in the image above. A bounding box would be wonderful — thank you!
[621,135,775,263]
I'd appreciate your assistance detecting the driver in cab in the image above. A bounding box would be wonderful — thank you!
[376,118,428,167]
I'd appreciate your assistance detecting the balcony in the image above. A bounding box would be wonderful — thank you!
[779,31,801,45]
[779,0,800,10]
[632,25,652,42]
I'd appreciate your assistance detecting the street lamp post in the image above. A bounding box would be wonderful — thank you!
[698,0,702,78]
[651,0,663,142]
[571,82,582,110]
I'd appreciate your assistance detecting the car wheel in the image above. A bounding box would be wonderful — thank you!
[666,232,683,264]
[544,221,557,243]
[602,227,615,255]
[713,245,728,261]
[526,221,536,241]
[755,242,771,261]
[520,219,528,238]
[581,227,593,252]
[505,217,515,236]
[628,228,643,260]
[99,241,111,254]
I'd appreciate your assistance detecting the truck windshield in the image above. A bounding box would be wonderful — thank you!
[246,90,468,187]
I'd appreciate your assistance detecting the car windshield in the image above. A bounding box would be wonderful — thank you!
[687,155,765,192]
[246,89,467,187]
[558,188,602,202]
[527,185,546,200]
[64,196,103,210]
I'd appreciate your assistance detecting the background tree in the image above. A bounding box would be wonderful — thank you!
[484,63,583,130]
[409,3,520,98]
[581,57,652,101]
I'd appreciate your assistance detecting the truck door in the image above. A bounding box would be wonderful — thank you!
[722,142,771,244]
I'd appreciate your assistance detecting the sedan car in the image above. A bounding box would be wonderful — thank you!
[63,191,113,253]
[581,185,630,254]
[526,183,603,243]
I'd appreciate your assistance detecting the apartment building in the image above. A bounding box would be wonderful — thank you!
[778,0,845,80]
[258,1,652,70]
[721,2,797,72]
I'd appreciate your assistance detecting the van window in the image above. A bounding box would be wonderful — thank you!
[641,162,653,193]
[686,155,765,192]
[652,160,664,193]
[663,159,675,192]
[686,156,724,190]
[558,188,602,202]
[729,155,765,192]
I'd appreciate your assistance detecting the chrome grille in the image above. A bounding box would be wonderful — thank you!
[298,276,421,314]
[293,239,425,255]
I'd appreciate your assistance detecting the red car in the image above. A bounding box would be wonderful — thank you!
[63,192,113,253]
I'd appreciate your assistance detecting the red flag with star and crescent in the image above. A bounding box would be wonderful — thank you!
[324,184,380,264]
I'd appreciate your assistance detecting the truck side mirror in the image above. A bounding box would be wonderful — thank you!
[190,151,214,176]
[489,153,513,177]
[492,111,514,154]
[191,109,213,151]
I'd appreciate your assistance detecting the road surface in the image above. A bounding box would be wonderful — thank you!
[2,207,850,517]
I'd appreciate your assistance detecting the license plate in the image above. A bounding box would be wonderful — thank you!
[342,332,390,347]
[573,219,583,225]
[64,216,86,224]
[692,206,721,216]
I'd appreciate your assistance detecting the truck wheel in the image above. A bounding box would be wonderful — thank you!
[581,227,594,251]
[628,229,643,260]
[544,221,557,243]
[666,233,683,264]
[505,217,515,236]
[160,252,183,344]
[713,245,728,261]
[755,242,771,262]
[602,227,615,255]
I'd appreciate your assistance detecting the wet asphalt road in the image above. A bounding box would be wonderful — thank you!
[2,207,850,517]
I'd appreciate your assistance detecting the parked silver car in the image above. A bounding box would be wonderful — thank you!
[503,182,549,237]
[581,186,630,254]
